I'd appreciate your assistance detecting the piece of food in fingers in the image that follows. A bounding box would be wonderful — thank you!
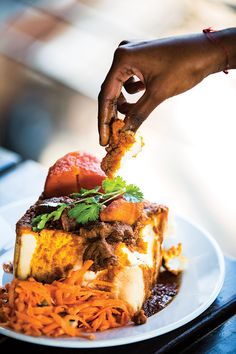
[101,119,144,178]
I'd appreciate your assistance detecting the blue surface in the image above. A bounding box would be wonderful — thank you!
[183,315,236,354]
[0,147,21,173]
[0,0,27,22]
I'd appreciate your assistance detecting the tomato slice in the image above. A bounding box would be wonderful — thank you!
[44,151,106,197]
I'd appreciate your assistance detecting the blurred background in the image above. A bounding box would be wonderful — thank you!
[0,0,236,256]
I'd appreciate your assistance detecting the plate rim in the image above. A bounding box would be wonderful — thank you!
[0,201,225,348]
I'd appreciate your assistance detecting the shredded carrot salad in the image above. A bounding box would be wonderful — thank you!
[0,260,133,339]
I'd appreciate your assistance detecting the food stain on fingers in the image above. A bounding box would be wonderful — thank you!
[123,114,146,132]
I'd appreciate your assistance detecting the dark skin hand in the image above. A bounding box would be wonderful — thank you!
[98,28,236,146]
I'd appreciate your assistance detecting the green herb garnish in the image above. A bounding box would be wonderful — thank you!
[70,186,101,198]
[32,204,67,232]
[68,202,101,225]
[102,176,126,194]
[31,177,143,230]
[124,184,144,203]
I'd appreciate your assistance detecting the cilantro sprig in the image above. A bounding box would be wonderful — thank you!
[102,176,126,194]
[68,202,101,224]
[31,176,143,230]
[32,204,67,232]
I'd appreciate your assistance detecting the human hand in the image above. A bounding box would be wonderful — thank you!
[98,32,226,146]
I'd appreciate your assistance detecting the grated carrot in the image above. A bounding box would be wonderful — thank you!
[0,260,133,339]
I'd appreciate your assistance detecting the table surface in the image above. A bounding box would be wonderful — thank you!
[0,149,236,353]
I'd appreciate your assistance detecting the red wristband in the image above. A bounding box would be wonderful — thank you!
[203,27,229,74]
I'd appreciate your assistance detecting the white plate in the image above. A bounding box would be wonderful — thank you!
[0,199,225,348]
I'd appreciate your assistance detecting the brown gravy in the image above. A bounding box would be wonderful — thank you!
[143,271,182,317]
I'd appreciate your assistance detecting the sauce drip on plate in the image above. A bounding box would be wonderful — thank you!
[143,271,182,317]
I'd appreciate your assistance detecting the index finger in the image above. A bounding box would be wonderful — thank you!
[98,61,134,146]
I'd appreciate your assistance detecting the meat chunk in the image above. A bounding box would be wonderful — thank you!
[132,309,147,325]
[80,221,136,245]
[3,261,13,274]
[83,239,117,271]
[61,210,78,232]
[105,222,135,245]
[80,221,112,239]
[81,221,136,271]
[35,197,74,215]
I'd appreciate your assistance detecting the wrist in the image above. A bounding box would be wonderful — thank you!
[213,28,236,70]
[203,28,236,74]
